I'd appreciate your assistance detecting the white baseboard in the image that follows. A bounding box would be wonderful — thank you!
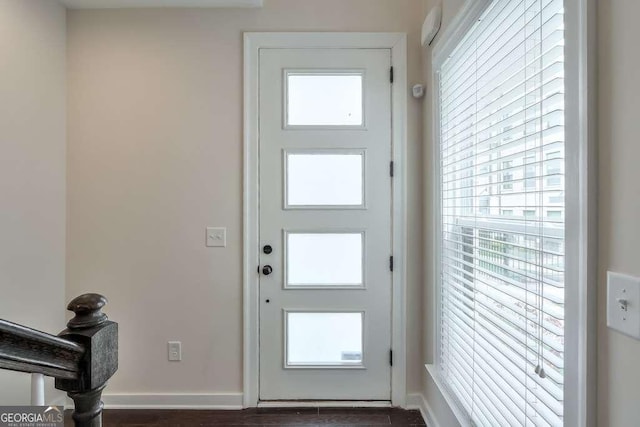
[62,392,430,422]
[407,393,440,427]
[64,393,243,410]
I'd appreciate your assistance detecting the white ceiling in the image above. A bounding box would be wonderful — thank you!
[59,0,263,9]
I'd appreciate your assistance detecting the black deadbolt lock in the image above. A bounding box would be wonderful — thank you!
[262,265,273,276]
[263,245,273,254]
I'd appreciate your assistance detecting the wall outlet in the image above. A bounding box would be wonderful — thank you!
[168,341,182,361]
[206,227,226,247]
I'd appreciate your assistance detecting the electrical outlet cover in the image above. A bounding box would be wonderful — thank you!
[168,341,182,361]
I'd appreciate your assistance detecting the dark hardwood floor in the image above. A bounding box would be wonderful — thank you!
[65,407,426,426]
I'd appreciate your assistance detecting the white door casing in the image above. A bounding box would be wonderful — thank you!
[259,48,392,400]
[243,32,408,407]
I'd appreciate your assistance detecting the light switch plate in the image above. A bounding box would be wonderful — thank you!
[607,271,640,340]
[206,227,226,247]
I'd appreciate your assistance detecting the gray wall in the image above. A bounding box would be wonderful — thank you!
[597,0,640,425]
[66,0,426,397]
[0,0,67,405]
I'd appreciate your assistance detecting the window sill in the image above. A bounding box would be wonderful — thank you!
[424,364,470,427]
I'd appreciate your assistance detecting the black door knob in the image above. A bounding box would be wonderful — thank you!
[263,245,273,254]
[262,265,273,276]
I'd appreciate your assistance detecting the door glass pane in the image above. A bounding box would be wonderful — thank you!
[286,312,363,366]
[286,73,363,126]
[286,232,363,287]
[286,152,364,207]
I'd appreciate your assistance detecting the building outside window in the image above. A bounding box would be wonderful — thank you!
[435,0,568,424]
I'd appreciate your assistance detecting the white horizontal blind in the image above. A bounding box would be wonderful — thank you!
[437,0,565,426]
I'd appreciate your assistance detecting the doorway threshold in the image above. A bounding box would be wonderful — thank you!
[257,400,392,408]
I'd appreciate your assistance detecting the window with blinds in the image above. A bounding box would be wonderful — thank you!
[437,0,565,425]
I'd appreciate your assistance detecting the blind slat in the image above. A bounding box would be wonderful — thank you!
[442,278,564,362]
[443,302,564,412]
[441,253,566,317]
[438,0,565,425]
[441,26,564,126]
[444,297,565,407]
[442,84,564,154]
[441,0,563,96]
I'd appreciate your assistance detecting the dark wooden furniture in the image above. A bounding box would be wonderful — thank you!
[0,293,118,427]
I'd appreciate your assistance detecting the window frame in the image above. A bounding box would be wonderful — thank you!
[427,0,597,425]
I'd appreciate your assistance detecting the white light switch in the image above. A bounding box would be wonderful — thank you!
[206,227,226,247]
[607,271,640,340]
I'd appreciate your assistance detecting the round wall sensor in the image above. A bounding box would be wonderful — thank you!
[412,84,425,99]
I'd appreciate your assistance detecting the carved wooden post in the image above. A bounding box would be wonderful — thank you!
[55,294,118,427]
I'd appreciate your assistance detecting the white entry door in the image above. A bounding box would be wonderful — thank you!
[258,48,393,401]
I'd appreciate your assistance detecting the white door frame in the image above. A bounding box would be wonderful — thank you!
[243,32,408,408]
